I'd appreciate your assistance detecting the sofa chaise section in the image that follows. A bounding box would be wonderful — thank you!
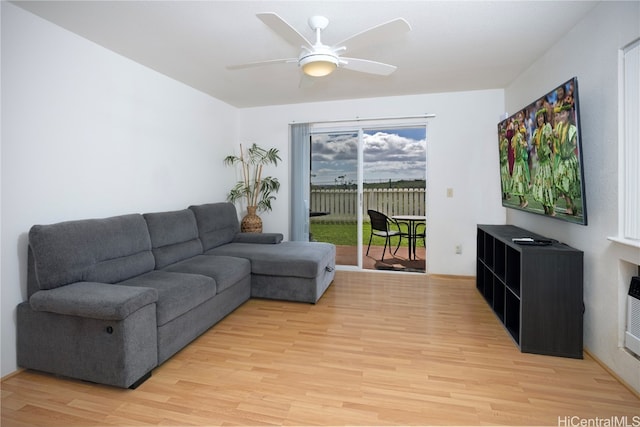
[189,202,336,303]
[207,241,336,303]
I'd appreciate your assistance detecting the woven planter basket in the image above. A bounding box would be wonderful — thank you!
[241,206,262,233]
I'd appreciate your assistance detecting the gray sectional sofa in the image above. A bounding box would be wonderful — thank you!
[17,202,336,388]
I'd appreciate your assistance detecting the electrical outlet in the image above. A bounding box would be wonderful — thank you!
[455,244,462,254]
[446,188,454,198]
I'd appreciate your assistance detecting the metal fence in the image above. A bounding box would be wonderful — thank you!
[310,188,425,222]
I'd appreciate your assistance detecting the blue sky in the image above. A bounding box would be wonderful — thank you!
[311,127,426,186]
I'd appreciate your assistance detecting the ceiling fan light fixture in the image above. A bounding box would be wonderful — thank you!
[228,13,410,80]
[300,53,338,77]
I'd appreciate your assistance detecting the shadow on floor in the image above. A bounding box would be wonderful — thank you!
[335,244,426,273]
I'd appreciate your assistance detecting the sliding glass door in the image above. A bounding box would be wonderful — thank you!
[307,124,426,271]
[362,127,427,270]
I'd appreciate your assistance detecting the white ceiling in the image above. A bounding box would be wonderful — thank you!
[12,0,599,108]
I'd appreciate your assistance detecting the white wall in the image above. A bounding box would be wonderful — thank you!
[505,1,640,393]
[238,89,507,276]
[1,3,239,378]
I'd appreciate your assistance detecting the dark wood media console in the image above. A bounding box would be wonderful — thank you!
[476,224,584,358]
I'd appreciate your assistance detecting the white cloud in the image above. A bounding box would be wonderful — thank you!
[311,129,426,185]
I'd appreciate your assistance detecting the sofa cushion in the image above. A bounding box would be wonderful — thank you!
[118,271,216,327]
[162,255,251,293]
[188,203,240,250]
[205,241,336,279]
[28,214,155,291]
[143,209,203,269]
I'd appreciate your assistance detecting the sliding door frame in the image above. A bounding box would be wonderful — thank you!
[291,119,430,271]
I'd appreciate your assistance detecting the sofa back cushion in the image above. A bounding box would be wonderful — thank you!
[28,214,155,294]
[143,209,203,269]
[188,203,239,251]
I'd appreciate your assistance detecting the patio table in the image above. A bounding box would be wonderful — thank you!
[391,215,425,260]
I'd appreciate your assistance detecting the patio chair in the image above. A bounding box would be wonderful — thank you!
[366,210,409,261]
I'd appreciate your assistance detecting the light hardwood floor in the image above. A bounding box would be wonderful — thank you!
[2,271,639,426]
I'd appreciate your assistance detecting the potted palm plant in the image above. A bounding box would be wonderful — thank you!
[224,143,281,232]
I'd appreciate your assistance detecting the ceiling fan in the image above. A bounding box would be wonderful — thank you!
[227,13,411,80]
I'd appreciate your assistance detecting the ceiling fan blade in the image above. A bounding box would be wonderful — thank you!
[334,18,411,53]
[227,58,297,70]
[257,12,312,48]
[340,57,398,76]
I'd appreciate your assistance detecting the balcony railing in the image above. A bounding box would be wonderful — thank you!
[310,188,425,221]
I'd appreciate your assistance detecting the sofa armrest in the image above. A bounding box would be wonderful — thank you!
[233,232,283,244]
[29,282,157,321]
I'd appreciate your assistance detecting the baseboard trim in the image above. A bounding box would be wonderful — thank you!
[428,273,475,281]
[584,347,640,399]
[1,367,25,382]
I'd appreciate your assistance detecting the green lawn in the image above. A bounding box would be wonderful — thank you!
[310,222,409,247]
